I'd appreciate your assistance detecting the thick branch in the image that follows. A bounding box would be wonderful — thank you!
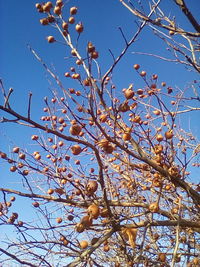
[173,0,200,33]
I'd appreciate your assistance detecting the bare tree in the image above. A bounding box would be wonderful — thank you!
[0,1,200,266]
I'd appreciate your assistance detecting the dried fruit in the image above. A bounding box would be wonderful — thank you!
[70,6,78,15]
[87,42,95,53]
[40,18,49,25]
[32,202,40,208]
[81,215,93,228]
[124,88,134,99]
[122,227,137,248]
[10,166,17,172]
[71,145,82,155]
[133,64,140,70]
[140,71,146,77]
[54,6,62,15]
[88,204,100,219]
[149,202,159,212]
[165,130,173,139]
[156,134,163,142]
[75,223,85,233]
[91,51,99,59]
[47,36,55,43]
[68,16,75,24]
[13,147,20,153]
[69,124,82,136]
[87,180,98,194]
[56,217,62,224]
[158,253,166,262]
[31,135,38,140]
[79,240,88,249]
[75,23,84,33]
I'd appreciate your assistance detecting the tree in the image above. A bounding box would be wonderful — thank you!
[0,0,200,266]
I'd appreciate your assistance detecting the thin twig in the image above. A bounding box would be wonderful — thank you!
[28,92,32,119]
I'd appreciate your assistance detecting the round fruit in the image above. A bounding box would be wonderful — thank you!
[70,6,78,15]
[56,217,62,224]
[87,42,95,53]
[23,170,29,176]
[158,253,166,262]
[79,240,88,249]
[71,145,82,155]
[40,18,49,25]
[103,145,114,154]
[88,204,100,219]
[137,89,143,95]
[124,89,134,99]
[62,22,68,30]
[68,16,75,24]
[133,115,141,123]
[165,130,173,139]
[34,153,41,160]
[98,139,109,148]
[123,133,131,141]
[31,135,38,140]
[91,51,99,59]
[47,15,55,23]
[54,6,62,15]
[67,215,74,221]
[75,23,84,33]
[32,202,40,208]
[10,166,17,172]
[153,110,161,116]
[18,221,23,227]
[133,64,140,70]
[56,0,63,7]
[140,71,146,77]
[43,2,53,12]
[35,3,42,9]
[47,188,54,195]
[99,114,107,123]
[193,257,200,265]
[156,134,163,142]
[13,147,20,153]
[149,202,159,212]
[103,245,110,252]
[87,180,98,194]
[64,72,70,77]
[81,215,93,228]
[75,223,85,233]
[10,196,16,202]
[47,36,55,43]
[69,124,82,136]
